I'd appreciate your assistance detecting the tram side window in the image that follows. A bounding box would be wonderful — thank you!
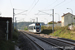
[29,26,33,30]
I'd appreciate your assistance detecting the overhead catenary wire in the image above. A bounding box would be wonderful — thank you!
[28,0,39,14]
[37,0,66,11]
[35,0,57,16]
[35,9,52,16]
[31,0,39,10]
[14,8,27,11]
[9,0,13,9]
[44,0,58,10]
[9,0,28,15]
[40,0,72,15]
[15,10,28,15]
[56,0,73,8]
[53,0,65,8]
[28,0,35,10]
[37,10,50,15]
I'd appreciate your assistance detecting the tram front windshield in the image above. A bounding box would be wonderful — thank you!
[35,23,41,29]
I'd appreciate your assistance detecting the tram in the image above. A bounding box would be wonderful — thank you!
[28,23,41,33]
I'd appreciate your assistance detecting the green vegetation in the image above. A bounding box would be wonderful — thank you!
[15,22,45,30]
[0,40,15,50]
[68,24,71,26]
[41,26,75,40]
[41,26,52,34]
[24,27,28,30]
[12,29,20,42]
[48,21,57,24]
[74,17,75,19]
[0,28,19,50]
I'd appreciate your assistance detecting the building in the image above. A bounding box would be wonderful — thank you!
[61,13,75,27]
[0,17,12,40]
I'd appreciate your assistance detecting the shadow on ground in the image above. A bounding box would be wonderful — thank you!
[41,29,52,34]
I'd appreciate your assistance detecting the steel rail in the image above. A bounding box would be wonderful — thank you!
[33,32,75,50]
[58,38,75,43]
[23,31,63,50]
[48,38,75,46]
[21,31,45,50]
[40,33,75,46]
[36,32,75,46]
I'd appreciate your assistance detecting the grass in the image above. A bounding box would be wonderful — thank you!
[24,28,28,30]
[0,28,19,50]
[41,26,52,34]
[0,40,15,50]
[41,26,75,40]
[12,29,20,41]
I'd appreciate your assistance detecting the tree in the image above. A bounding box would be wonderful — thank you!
[48,21,57,24]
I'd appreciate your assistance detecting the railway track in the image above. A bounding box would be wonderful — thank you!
[20,31,59,50]
[58,38,75,43]
[21,31,64,50]
[22,31,75,50]
[30,32,75,46]
[19,31,44,50]
[35,33,75,45]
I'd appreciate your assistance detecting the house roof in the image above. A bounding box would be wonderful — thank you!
[57,21,61,23]
[61,12,73,17]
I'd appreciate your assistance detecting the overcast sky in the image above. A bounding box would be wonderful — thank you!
[0,0,75,24]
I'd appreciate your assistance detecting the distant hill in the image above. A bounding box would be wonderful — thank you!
[14,22,45,30]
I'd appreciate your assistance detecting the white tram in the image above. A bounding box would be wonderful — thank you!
[28,23,41,33]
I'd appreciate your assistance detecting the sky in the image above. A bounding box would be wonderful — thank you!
[0,0,75,24]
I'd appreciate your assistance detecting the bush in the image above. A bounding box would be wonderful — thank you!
[0,40,15,50]
[41,26,75,40]
[0,28,18,50]
[12,29,19,41]
[0,29,5,40]
[48,21,57,24]
[24,28,28,30]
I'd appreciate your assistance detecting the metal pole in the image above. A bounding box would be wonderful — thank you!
[36,17,38,22]
[52,9,54,33]
[15,17,17,29]
[0,12,1,17]
[13,8,15,33]
[6,21,9,40]
[16,19,17,30]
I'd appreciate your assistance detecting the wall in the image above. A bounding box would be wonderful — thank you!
[64,14,72,26]
[61,13,75,27]
[61,16,64,26]
[0,17,12,40]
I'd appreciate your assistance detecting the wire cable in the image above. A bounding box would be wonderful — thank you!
[31,0,39,10]
[44,0,58,9]
[15,10,27,15]
[53,0,65,8]
[9,0,28,15]
[28,0,35,10]
[14,8,27,11]
[28,0,39,14]
[9,0,13,9]
[35,0,57,16]
[58,0,73,7]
